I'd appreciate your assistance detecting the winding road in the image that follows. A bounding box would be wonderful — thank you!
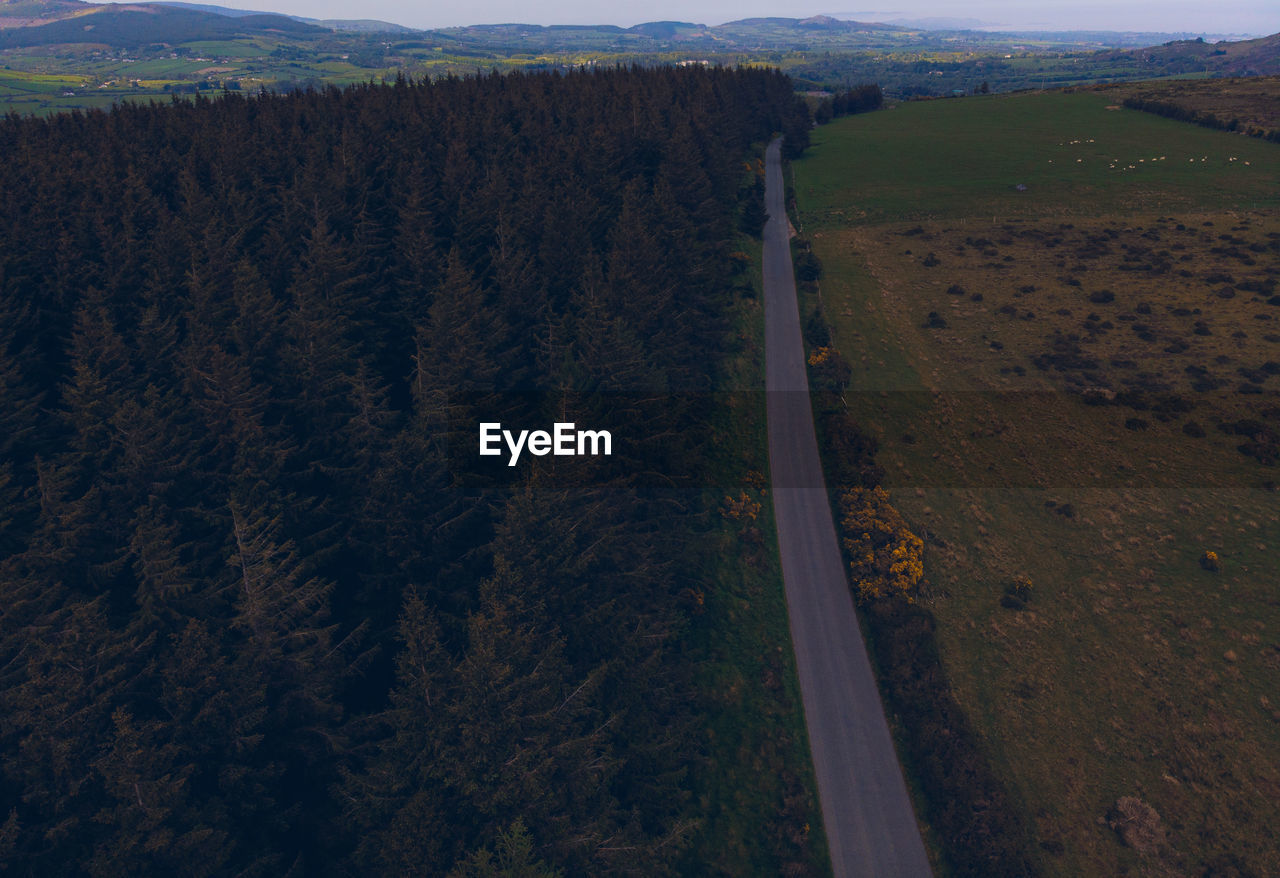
[763,137,933,878]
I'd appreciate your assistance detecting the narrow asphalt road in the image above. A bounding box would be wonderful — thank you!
[763,137,932,878]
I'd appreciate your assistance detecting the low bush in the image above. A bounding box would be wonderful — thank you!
[804,307,831,348]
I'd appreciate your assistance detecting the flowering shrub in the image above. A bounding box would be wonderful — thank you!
[722,491,761,522]
[839,485,924,602]
[1200,550,1220,572]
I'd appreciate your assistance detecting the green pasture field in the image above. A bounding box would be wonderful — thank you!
[793,91,1280,877]
[795,90,1280,227]
[118,58,234,76]
[0,69,144,114]
[180,40,269,58]
[0,68,88,97]
[0,65,388,115]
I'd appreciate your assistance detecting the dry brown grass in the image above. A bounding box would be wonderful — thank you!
[1108,76,1280,137]
[803,212,1280,876]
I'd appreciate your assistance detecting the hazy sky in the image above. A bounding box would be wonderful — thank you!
[154,0,1280,35]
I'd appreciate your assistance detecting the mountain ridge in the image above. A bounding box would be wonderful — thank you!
[1,0,1277,78]
[0,1,325,48]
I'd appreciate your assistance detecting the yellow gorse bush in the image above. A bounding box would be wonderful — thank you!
[808,346,833,367]
[838,485,924,602]
[1199,549,1221,572]
[722,491,761,522]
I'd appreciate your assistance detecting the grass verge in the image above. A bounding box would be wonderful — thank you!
[679,230,830,877]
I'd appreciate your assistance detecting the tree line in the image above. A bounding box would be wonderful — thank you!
[1122,94,1280,144]
[812,84,884,125]
[0,66,811,875]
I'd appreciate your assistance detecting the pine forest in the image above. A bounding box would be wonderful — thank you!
[0,67,813,875]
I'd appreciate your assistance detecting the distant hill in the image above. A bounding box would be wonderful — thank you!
[796,14,896,31]
[0,0,88,27]
[309,17,412,33]
[431,15,916,54]
[0,1,326,47]
[2,0,1276,78]
[431,20,712,53]
[720,16,900,33]
[1122,32,1280,76]
[708,16,909,50]
[151,1,413,33]
[148,1,264,17]
[626,20,701,39]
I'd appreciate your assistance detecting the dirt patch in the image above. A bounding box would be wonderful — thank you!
[1107,797,1167,856]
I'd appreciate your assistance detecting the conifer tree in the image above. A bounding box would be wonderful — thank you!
[1,599,154,872]
[343,586,454,874]
[88,707,230,878]
[158,619,283,874]
[448,819,564,878]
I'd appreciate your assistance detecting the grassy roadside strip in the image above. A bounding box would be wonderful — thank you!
[788,187,1040,876]
[679,225,831,877]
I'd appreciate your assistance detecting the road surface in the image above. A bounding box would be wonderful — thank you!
[763,137,933,878]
